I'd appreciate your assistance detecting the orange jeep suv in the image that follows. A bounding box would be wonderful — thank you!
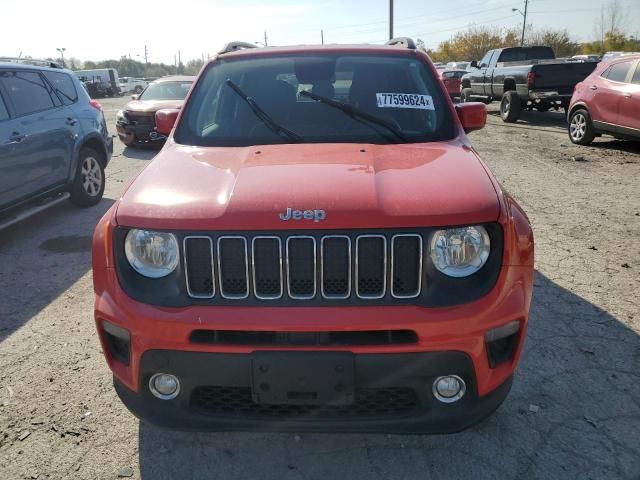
[93,39,534,433]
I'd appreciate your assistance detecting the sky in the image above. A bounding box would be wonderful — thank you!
[2,0,639,65]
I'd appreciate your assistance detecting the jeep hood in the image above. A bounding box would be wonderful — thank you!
[116,142,500,230]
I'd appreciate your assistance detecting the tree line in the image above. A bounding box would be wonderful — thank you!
[421,0,639,62]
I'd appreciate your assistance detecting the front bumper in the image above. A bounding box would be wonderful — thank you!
[116,122,166,143]
[114,349,513,433]
[94,261,532,432]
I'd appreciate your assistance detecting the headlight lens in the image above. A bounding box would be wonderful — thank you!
[124,229,179,278]
[116,110,128,123]
[430,226,490,277]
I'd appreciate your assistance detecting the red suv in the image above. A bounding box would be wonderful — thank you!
[568,55,640,144]
[92,39,534,433]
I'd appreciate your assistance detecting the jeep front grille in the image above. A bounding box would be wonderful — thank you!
[183,232,424,302]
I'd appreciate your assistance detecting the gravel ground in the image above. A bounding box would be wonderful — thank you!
[0,98,639,480]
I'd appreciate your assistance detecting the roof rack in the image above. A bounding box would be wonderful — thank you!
[385,37,416,50]
[218,42,259,55]
[0,57,62,68]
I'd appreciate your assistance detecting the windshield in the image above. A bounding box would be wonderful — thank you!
[175,53,455,147]
[138,81,192,100]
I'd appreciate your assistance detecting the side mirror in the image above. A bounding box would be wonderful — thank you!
[131,94,139,100]
[456,103,486,133]
[470,60,478,69]
[155,109,180,136]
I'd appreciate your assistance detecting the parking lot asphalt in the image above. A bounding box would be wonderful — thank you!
[0,97,639,480]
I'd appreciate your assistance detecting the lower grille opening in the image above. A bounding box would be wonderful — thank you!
[191,386,419,418]
[486,332,519,368]
[104,330,130,366]
[189,329,418,346]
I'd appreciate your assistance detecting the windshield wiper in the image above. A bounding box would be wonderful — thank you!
[225,79,303,143]
[299,90,410,143]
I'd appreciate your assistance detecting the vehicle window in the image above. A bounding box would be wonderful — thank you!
[498,47,555,62]
[442,71,465,79]
[43,71,78,105]
[139,81,192,100]
[479,51,493,68]
[631,63,640,85]
[176,53,456,147]
[0,92,8,121]
[606,62,632,82]
[0,71,56,116]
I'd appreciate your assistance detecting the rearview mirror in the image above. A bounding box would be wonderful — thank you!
[456,103,486,133]
[470,60,478,69]
[131,94,139,100]
[155,109,180,136]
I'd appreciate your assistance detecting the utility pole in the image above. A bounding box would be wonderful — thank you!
[144,45,148,64]
[264,31,268,47]
[389,0,394,40]
[512,0,529,47]
[521,0,528,47]
[321,29,324,45]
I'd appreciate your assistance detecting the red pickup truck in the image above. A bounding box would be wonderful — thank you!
[92,39,534,433]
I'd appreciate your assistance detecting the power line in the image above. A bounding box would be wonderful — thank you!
[326,2,532,42]
[363,13,521,45]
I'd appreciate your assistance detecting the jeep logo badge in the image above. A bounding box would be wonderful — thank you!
[279,208,326,223]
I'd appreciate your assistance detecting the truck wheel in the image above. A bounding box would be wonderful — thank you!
[461,88,473,103]
[69,147,105,207]
[500,91,521,123]
[568,109,595,145]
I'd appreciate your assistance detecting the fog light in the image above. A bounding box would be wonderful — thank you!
[432,375,466,403]
[149,373,180,400]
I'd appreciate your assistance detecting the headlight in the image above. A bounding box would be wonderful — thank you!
[116,110,128,123]
[430,226,490,277]
[124,229,179,278]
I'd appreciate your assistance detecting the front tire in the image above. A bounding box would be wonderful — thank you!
[568,109,595,145]
[500,91,521,122]
[69,147,105,207]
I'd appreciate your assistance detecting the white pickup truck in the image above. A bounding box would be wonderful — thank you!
[119,77,148,95]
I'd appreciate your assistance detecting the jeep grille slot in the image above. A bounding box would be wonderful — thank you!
[252,237,283,299]
[286,236,317,299]
[356,235,387,299]
[217,237,249,299]
[391,234,422,298]
[183,236,215,298]
[321,236,351,299]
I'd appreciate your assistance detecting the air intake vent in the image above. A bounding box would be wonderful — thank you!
[183,236,215,298]
[252,237,283,299]
[286,236,316,299]
[321,236,351,299]
[391,234,422,298]
[356,235,387,299]
[217,237,249,299]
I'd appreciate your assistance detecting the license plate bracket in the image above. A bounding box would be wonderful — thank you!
[251,352,355,406]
